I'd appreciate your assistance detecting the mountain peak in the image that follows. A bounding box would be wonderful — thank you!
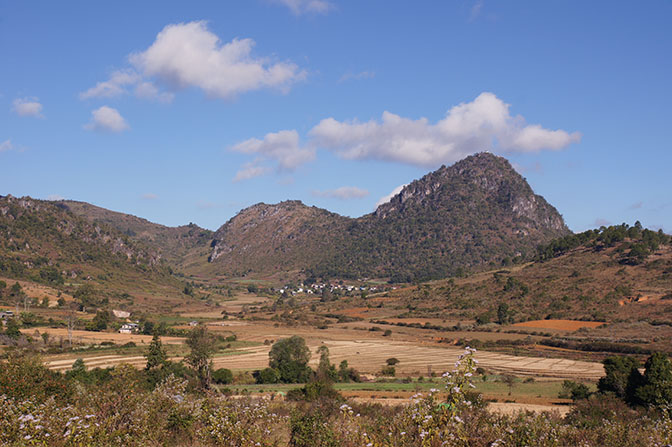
[208,153,569,280]
[374,151,533,219]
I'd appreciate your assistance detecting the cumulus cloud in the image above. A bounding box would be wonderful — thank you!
[134,81,175,103]
[0,139,13,152]
[80,69,174,103]
[375,183,408,208]
[231,129,315,178]
[80,70,140,99]
[80,22,304,102]
[233,161,272,182]
[84,106,129,133]
[129,21,306,100]
[309,92,581,167]
[312,186,369,200]
[271,0,333,15]
[13,97,44,118]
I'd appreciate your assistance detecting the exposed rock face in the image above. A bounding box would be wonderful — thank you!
[375,152,566,234]
[208,152,570,280]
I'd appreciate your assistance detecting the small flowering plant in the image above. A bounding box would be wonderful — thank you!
[442,346,478,417]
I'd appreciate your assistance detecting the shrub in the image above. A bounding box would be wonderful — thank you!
[212,368,234,385]
[381,366,395,376]
[289,410,339,447]
[256,367,280,384]
[559,380,592,401]
[0,354,71,402]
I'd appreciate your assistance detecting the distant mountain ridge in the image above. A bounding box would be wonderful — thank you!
[59,200,213,267]
[0,195,169,285]
[0,153,571,283]
[209,152,570,281]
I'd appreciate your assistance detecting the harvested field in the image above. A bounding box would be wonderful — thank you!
[487,402,570,416]
[46,355,152,372]
[210,339,605,380]
[40,333,605,380]
[23,328,185,346]
[513,320,606,331]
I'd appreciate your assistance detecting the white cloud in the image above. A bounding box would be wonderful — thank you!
[233,161,272,182]
[312,186,369,200]
[129,21,306,100]
[84,106,129,133]
[80,70,140,99]
[0,139,13,152]
[134,81,175,103]
[80,69,174,103]
[338,70,375,83]
[13,97,44,118]
[46,194,65,201]
[309,92,581,167]
[231,129,314,177]
[271,0,333,15]
[375,183,408,208]
[141,193,158,200]
[469,0,484,21]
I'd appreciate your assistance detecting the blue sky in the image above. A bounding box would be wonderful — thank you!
[1,1,670,232]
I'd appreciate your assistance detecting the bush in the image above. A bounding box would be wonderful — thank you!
[381,366,395,376]
[287,381,342,402]
[289,410,339,447]
[0,354,71,402]
[212,368,234,385]
[559,380,591,401]
[256,367,280,384]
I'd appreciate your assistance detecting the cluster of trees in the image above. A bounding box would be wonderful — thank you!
[561,352,672,411]
[254,336,359,385]
[538,221,669,262]
[598,353,672,408]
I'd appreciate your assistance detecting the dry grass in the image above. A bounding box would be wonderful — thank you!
[513,319,606,331]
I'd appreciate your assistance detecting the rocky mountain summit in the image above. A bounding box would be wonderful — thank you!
[0,153,570,283]
[209,152,570,280]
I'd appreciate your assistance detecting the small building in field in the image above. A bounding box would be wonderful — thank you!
[118,323,139,334]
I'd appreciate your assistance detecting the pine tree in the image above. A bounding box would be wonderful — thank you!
[185,325,216,389]
[145,333,167,370]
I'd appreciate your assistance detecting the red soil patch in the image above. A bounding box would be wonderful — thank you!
[513,320,606,331]
[340,307,371,318]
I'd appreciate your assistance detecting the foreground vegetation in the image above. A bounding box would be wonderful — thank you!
[1,331,672,446]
